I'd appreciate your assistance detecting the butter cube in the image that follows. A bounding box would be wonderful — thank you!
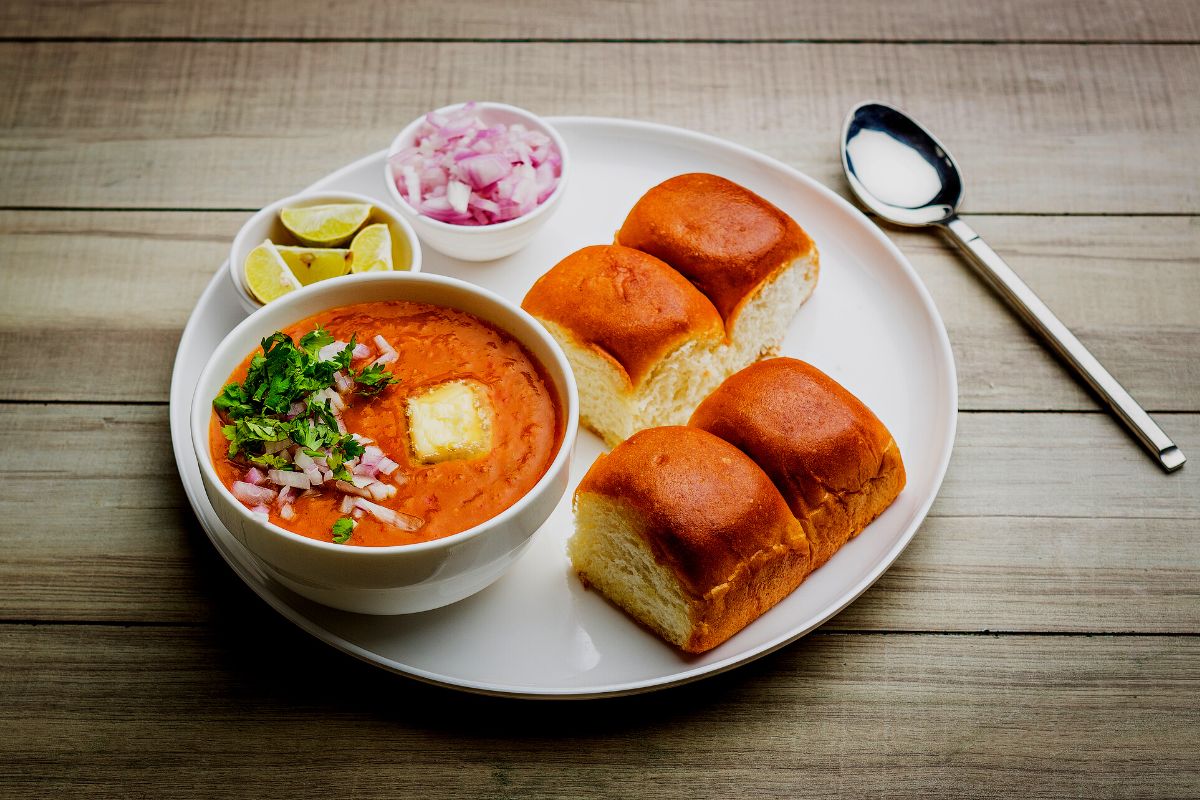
[406,380,493,463]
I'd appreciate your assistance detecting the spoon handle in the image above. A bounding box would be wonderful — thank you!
[940,216,1185,473]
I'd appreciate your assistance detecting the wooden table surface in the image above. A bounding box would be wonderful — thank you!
[2,1,1197,796]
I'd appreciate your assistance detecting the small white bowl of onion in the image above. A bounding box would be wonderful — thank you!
[384,102,569,262]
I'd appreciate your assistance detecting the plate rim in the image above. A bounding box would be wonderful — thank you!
[169,115,958,698]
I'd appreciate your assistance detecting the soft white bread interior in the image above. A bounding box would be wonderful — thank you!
[569,359,904,653]
[722,248,819,373]
[570,426,811,653]
[522,245,728,447]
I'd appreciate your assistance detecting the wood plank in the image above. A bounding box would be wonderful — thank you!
[2,0,1197,41]
[1,404,1196,627]
[0,624,1196,798]
[1,42,1198,213]
[2,211,1196,410]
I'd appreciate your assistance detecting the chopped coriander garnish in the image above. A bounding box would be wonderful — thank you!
[213,325,397,468]
[355,362,400,397]
[331,517,355,544]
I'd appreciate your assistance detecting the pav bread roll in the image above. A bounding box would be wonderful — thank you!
[689,358,906,569]
[615,173,819,369]
[569,358,904,653]
[569,426,812,653]
[522,245,727,446]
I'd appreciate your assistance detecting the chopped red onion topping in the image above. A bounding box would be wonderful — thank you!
[268,469,311,491]
[353,497,424,531]
[233,481,277,506]
[389,102,562,226]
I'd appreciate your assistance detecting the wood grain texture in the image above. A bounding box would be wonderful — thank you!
[2,211,1195,410]
[1,404,1195,627]
[2,0,1197,41]
[0,624,1196,799]
[1,42,1198,213]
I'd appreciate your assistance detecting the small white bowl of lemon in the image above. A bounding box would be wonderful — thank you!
[228,190,422,314]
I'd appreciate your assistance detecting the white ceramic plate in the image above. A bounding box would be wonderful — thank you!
[170,117,957,698]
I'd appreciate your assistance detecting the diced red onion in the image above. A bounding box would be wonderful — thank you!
[334,480,370,498]
[332,370,354,394]
[352,343,370,359]
[389,103,562,226]
[233,481,277,506]
[372,335,396,357]
[285,401,306,420]
[245,467,265,486]
[280,504,296,521]
[352,509,364,520]
[251,504,270,517]
[353,462,380,479]
[353,434,375,446]
[275,486,294,508]
[340,495,355,514]
[376,457,400,476]
[372,351,397,367]
[268,469,311,491]
[366,481,391,501]
[318,340,348,362]
[352,497,423,531]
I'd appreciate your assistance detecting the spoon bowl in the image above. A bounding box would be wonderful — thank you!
[839,101,1184,473]
[842,101,963,226]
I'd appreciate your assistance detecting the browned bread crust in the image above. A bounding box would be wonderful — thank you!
[577,426,811,652]
[615,173,815,324]
[689,357,906,568]
[521,244,724,387]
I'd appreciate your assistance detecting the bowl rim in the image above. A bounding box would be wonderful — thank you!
[383,101,571,234]
[227,189,424,311]
[191,270,580,557]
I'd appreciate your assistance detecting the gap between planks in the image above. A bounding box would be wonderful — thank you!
[2,37,1200,45]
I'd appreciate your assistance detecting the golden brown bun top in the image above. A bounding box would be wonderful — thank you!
[615,173,814,322]
[689,358,902,519]
[577,426,803,597]
[521,244,723,386]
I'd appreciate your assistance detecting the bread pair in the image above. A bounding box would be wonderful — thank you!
[523,173,819,446]
[569,358,906,654]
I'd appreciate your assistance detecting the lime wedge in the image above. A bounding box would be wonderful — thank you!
[275,245,354,285]
[244,240,301,304]
[280,203,372,247]
[349,223,394,273]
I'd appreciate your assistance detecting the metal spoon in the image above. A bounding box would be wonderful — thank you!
[841,101,1185,472]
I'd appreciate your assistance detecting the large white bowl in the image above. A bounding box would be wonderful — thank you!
[190,272,579,615]
[384,102,570,261]
[228,190,423,315]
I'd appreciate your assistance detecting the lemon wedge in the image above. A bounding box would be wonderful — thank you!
[275,245,354,285]
[280,203,372,247]
[349,223,394,273]
[244,240,302,304]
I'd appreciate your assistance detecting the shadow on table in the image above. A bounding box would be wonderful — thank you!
[180,510,822,736]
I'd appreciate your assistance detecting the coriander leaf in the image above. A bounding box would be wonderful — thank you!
[213,383,252,419]
[331,517,355,544]
[248,452,292,469]
[299,326,335,357]
[355,362,399,397]
[342,437,365,459]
